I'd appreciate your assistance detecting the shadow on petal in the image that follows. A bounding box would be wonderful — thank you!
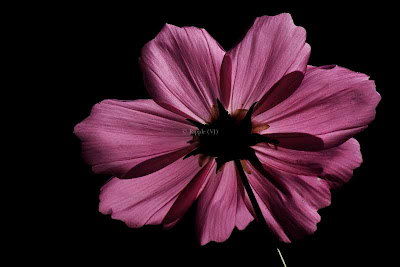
[263,132,324,151]
[254,71,304,116]
[121,146,195,179]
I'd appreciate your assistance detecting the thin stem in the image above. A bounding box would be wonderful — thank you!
[234,160,269,229]
[234,159,287,267]
[277,248,287,267]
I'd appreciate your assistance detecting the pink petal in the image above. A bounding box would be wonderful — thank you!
[74,99,194,178]
[196,162,253,245]
[140,24,225,123]
[222,13,310,112]
[99,156,203,228]
[261,132,325,151]
[253,71,305,116]
[162,160,215,224]
[319,138,363,188]
[235,180,255,231]
[254,138,362,188]
[255,65,381,149]
[246,162,331,242]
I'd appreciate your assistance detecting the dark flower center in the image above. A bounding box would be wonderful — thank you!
[184,99,278,172]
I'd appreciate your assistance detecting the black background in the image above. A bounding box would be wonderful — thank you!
[59,5,394,266]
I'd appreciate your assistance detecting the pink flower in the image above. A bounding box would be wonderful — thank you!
[74,13,380,245]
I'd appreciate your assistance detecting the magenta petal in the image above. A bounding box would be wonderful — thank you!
[99,156,203,228]
[223,13,310,112]
[246,162,331,242]
[263,132,324,151]
[121,146,193,179]
[163,219,181,230]
[253,71,304,115]
[162,160,215,224]
[219,54,233,108]
[319,138,363,188]
[196,162,253,245]
[140,24,225,122]
[255,65,381,149]
[74,99,193,178]
[254,144,323,176]
[235,179,254,230]
[254,138,362,188]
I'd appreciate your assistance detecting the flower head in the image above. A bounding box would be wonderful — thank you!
[74,13,380,245]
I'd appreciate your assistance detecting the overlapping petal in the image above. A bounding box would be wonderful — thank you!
[140,24,225,123]
[162,160,215,226]
[254,65,381,150]
[196,162,253,245]
[75,14,380,246]
[74,99,194,178]
[246,162,331,242]
[99,156,204,227]
[254,138,362,188]
[221,13,311,112]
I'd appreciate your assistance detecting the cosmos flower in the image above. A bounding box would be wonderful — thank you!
[74,13,380,245]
